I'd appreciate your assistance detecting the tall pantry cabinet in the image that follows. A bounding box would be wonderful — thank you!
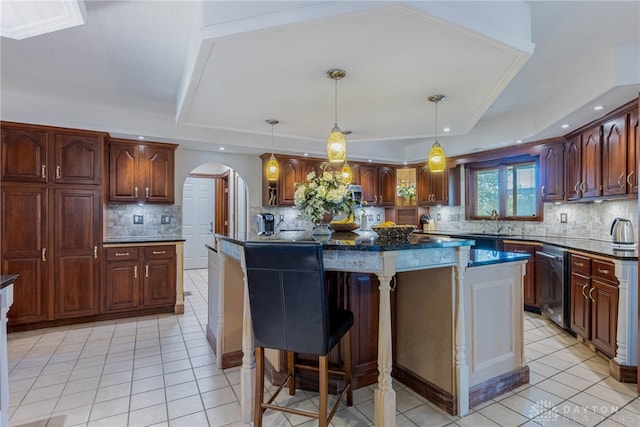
[1,122,105,326]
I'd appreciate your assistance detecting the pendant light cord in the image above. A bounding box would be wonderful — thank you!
[271,123,275,155]
[435,99,438,141]
[334,78,339,127]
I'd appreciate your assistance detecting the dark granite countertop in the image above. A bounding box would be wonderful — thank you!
[469,249,530,267]
[418,231,638,261]
[1,274,19,290]
[103,235,185,244]
[214,231,474,252]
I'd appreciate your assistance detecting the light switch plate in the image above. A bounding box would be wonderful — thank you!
[133,215,143,224]
[161,215,171,224]
[560,213,568,223]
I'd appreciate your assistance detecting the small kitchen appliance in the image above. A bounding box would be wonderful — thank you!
[348,184,362,207]
[257,213,275,236]
[610,217,634,247]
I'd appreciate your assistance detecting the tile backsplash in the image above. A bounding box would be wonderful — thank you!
[430,199,638,241]
[105,204,182,238]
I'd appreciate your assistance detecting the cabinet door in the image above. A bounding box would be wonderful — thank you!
[431,170,448,204]
[1,126,49,183]
[109,143,140,202]
[278,158,300,205]
[590,278,618,358]
[359,166,377,205]
[581,127,602,198]
[627,106,639,194]
[540,142,564,202]
[344,272,380,388]
[570,272,590,339]
[301,160,320,182]
[377,167,395,206]
[1,185,50,324]
[565,135,581,201]
[602,116,627,196]
[143,145,175,203]
[53,133,103,185]
[143,258,176,306]
[504,243,536,306]
[416,166,432,205]
[54,188,101,319]
[104,261,140,312]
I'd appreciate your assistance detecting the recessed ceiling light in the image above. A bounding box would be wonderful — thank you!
[303,153,309,157]
[593,105,605,111]
[443,128,450,132]
[219,147,225,151]
[368,159,373,162]
[137,136,145,140]
[561,124,570,129]
[403,161,408,165]
[516,139,523,143]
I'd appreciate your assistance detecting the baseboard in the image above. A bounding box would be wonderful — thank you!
[393,364,456,415]
[205,324,243,369]
[609,359,638,383]
[469,366,530,408]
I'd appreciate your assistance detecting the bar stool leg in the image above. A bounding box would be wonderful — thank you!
[287,351,295,395]
[319,355,329,427]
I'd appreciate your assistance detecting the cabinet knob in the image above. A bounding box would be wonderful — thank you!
[41,248,46,261]
[541,185,546,196]
[41,165,46,179]
[145,265,149,278]
[134,187,138,198]
[597,268,610,275]
[134,266,138,278]
[145,187,149,199]
[115,252,130,256]
[618,173,625,188]
[152,250,166,255]
[581,283,589,299]
[55,166,61,179]
[574,262,584,267]
[94,246,98,259]
[580,181,587,193]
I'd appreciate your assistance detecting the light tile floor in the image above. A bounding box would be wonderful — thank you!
[6,269,640,426]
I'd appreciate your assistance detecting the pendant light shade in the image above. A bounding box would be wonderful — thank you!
[340,161,353,183]
[326,69,347,163]
[428,94,446,173]
[265,119,279,181]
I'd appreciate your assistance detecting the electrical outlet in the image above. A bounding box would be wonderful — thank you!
[161,215,171,224]
[560,212,568,223]
[133,215,144,224]
[280,214,284,221]
[376,214,381,221]
[368,214,373,221]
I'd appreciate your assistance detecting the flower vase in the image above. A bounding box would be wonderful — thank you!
[312,223,332,237]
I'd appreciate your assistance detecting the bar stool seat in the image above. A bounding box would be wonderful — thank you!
[244,241,353,427]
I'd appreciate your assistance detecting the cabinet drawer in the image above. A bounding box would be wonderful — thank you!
[106,247,139,261]
[592,259,617,284]
[570,254,591,275]
[503,243,535,256]
[144,245,175,259]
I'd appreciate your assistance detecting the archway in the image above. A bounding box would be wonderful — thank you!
[182,162,248,269]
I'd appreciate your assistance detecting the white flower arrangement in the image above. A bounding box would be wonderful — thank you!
[294,165,356,224]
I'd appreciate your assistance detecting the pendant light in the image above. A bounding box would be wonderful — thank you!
[265,119,279,181]
[428,94,446,172]
[326,69,347,163]
[340,130,353,183]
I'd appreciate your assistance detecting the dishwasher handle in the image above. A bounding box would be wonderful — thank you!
[536,251,561,260]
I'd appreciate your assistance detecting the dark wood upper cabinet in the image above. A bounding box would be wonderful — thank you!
[564,135,581,201]
[108,140,176,204]
[626,106,638,195]
[359,165,377,205]
[417,165,448,205]
[1,126,49,183]
[1,124,104,185]
[602,115,627,196]
[54,133,103,184]
[581,126,602,198]
[377,167,396,206]
[539,141,564,202]
[279,157,301,205]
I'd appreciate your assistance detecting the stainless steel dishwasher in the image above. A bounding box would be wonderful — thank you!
[535,245,570,330]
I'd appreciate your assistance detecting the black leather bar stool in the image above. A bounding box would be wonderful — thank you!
[243,241,354,427]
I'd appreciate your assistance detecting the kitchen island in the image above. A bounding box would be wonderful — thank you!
[1,274,18,427]
[207,232,528,426]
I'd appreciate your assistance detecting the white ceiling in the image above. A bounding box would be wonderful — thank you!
[1,1,639,164]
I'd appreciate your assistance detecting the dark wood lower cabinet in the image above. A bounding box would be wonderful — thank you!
[504,242,538,308]
[590,278,618,358]
[570,272,590,339]
[103,245,176,314]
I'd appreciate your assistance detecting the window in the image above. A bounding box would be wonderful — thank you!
[466,156,542,221]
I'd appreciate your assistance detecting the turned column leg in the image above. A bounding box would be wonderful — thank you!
[455,248,470,416]
[375,251,398,427]
[0,285,14,427]
[239,252,255,424]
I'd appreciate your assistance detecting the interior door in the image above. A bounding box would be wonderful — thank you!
[215,173,230,236]
[183,176,215,270]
